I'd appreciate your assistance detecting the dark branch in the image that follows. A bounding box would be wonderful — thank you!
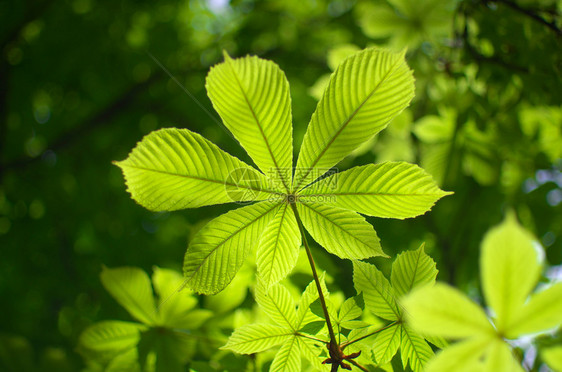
[492,0,562,36]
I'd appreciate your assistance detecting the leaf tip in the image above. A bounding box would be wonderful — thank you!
[222,49,233,61]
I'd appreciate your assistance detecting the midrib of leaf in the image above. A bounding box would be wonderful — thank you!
[299,201,374,250]
[407,249,422,293]
[120,163,282,195]
[232,331,294,346]
[226,59,291,194]
[263,205,291,289]
[301,192,446,197]
[185,202,281,281]
[295,55,405,192]
[354,262,401,319]
[382,325,400,355]
[401,325,425,367]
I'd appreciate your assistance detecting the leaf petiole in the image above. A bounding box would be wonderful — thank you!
[340,320,399,350]
[289,203,338,348]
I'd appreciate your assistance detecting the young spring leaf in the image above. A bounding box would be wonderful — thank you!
[402,213,559,371]
[296,273,329,329]
[423,337,490,372]
[79,320,146,358]
[337,294,364,325]
[299,162,451,219]
[372,324,401,365]
[352,261,400,320]
[294,48,415,189]
[506,282,562,338]
[116,48,450,298]
[402,283,494,339]
[297,202,385,259]
[152,267,213,330]
[400,325,434,372]
[206,52,293,192]
[114,128,274,211]
[391,243,437,297]
[221,323,292,354]
[480,213,542,333]
[100,266,158,325]
[270,337,301,372]
[256,204,301,290]
[183,201,281,294]
[255,282,298,330]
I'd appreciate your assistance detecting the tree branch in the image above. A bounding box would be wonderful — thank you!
[492,0,562,36]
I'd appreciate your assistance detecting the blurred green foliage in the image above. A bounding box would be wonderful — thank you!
[1,0,561,370]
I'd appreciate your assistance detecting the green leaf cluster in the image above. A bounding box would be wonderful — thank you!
[402,214,562,372]
[78,267,212,372]
[222,278,329,371]
[353,245,443,371]
[115,47,450,296]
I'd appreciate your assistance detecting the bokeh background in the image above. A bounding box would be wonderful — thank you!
[1,0,561,370]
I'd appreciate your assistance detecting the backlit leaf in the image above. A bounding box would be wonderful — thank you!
[507,283,562,338]
[183,201,281,294]
[221,324,292,354]
[296,275,329,328]
[115,128,275,211]
[79,321,145,356]
[480,213,542,333]
[337,294,364,324]
[391,244,438,297]
[256,204,301,290]
[294,48,414,190]
[299,162,450,219]
[425,337,490,372]
[353,261,400,320]
[402,283,494,339]
[270,336,300,372]
[298,202,386,259]
[207,52,293,192]
[400,325,434,372]
[372,324,401,365]
[100,267,157,325]
[255,282,297,330]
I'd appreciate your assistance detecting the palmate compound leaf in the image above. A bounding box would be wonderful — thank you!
[299,162,451,219]
[223,279,330,370]
[256,203,301,290]
[206,52,293,192]
[183,201,281,294]
[293,47,415,190]
[297,202,386,259]
[114,128,277,211]
[352,249,443,371]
